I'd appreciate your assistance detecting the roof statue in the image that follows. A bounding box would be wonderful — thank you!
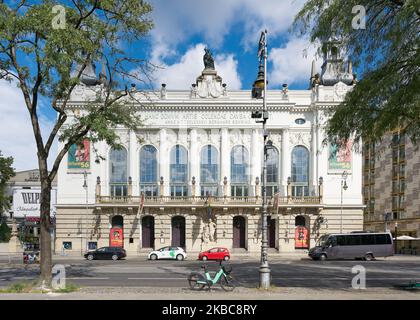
[203,47,215,70]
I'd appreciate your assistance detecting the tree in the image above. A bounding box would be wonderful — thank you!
[293,0,420,148]
[0,222,11,242]
[0,151,15,215]
[0,1,154,286]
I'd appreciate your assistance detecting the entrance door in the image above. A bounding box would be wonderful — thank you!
[171,216,185,248]
[233,216,246,248]
[267,216,276,248]
[142,216,155,248]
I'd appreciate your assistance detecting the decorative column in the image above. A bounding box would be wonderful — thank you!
[159,129,168,196]
[220,128,230,196]
[95,176,101,202]
[281,129,290,195]
[129,129,138,196]
[251,128,262,196]
[190,128,199,195]
[311,116,318,192]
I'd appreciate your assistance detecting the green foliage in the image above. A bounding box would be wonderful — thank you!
[0,222,11,242]
[0,152,15,213]
[53,283,80,293]
[294,0,420,148]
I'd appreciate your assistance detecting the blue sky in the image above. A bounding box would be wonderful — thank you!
[1,0,325,171]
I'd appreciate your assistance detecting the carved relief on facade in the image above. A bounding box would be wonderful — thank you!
[289,132,312,148]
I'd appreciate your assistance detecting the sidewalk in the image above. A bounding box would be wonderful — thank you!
[0,286,419,300]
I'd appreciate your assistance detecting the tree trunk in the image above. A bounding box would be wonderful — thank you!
[39,163,52,286]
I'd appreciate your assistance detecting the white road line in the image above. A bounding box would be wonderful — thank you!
[127,277,186,280]
[66,277,110,280]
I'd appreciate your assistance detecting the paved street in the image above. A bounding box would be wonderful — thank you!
[1,255,420,291]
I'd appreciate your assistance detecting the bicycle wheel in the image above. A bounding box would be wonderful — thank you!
[188,272,206,290]
[220,274,235,291]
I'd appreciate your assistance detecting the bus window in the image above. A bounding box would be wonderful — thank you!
[336,235,345,246]
[375,234,392,245]
[347,235,361,246]
[361,234,375,245]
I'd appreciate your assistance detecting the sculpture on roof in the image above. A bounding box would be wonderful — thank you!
[203,47,215,70]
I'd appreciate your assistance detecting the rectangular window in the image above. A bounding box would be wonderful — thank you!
[361,235,375,245]
[346,235,361,246]
[88,242,97,250]
[375,234,392,245]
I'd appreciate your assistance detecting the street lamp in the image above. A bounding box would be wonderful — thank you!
[82,171,88,255]
[340,171,348,233]
[251,30,271,289]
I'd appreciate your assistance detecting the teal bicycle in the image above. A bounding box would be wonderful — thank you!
[188,260,235,291]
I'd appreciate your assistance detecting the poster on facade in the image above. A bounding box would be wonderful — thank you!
[68,139,90,169]
[12,188,57,218]
[328,140,352,172]
[295,226,309,249]
[109,227,124,247]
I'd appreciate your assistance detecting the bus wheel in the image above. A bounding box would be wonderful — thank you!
[319,254,327,261]
[365,253,374,261]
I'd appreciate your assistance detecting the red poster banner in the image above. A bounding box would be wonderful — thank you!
[110,227,124,247]
[295,226,309,249]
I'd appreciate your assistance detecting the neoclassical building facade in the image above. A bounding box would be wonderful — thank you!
[56,46,364,254]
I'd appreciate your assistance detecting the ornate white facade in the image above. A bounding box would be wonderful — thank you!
[56,52,364,255]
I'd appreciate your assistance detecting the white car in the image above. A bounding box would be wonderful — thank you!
[148,246,187,261]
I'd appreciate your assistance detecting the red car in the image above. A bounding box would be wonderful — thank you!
[198,247,230,261]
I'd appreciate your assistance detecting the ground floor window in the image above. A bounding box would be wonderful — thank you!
[63,241,72,250]
[88,241,97,250]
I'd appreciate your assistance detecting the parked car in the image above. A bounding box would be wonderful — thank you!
[84,246,126,261]
[198,247,230,261]
[148,246,187,261]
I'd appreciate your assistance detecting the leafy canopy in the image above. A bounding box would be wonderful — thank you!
[0,0,154,182]
[294,0,420,147]
[0,151,15,214]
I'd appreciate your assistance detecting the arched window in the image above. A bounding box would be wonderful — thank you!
[231,145,249,197]
[266,147,280,197]
[291,145,309,196]
[170,145,188,197]
[109,147,128,197]
[200,145,219,196]
[140,145,158,196]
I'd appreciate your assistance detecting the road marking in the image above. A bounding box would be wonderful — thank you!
[127,277,186,280]
[67,277,110,280]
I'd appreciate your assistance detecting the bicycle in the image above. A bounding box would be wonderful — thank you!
[187,260,235,291]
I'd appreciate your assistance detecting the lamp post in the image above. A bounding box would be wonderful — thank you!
[251,30,271,289]
[340,171,348,233]
[394,222,398,254]
[82,171,88,255]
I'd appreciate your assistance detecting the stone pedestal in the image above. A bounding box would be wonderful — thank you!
[200,241,217,251]
[8,220,23,253]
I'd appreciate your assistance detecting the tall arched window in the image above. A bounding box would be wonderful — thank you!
[109,147,128,197]
[231,145,249,197]
[140,145,158,196]
[170,145,188,197]
[266,147,280,197]
[291,145,309,196]
[200,145,219,196]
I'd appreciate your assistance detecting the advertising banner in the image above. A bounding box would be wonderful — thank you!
[295,226,309,249]
[328,140,352,172]
[68,139,90,169]
[12,188,57,218]
[109,227,124,247]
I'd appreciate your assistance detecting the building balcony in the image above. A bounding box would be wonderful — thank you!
[96,195,322,207]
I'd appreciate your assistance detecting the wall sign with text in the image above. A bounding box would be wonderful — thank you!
[68,139,90,170]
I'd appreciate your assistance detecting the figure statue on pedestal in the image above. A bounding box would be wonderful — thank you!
[202,224,210,244]
[209,220,216,242]
[203,48,215,70]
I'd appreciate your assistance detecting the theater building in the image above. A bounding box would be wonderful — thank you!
[56,44,364,254]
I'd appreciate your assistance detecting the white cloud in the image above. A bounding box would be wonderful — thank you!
[0,80,56,172]
[269,38,322,87]
[149,0,306,61]
[153,43,241,90]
